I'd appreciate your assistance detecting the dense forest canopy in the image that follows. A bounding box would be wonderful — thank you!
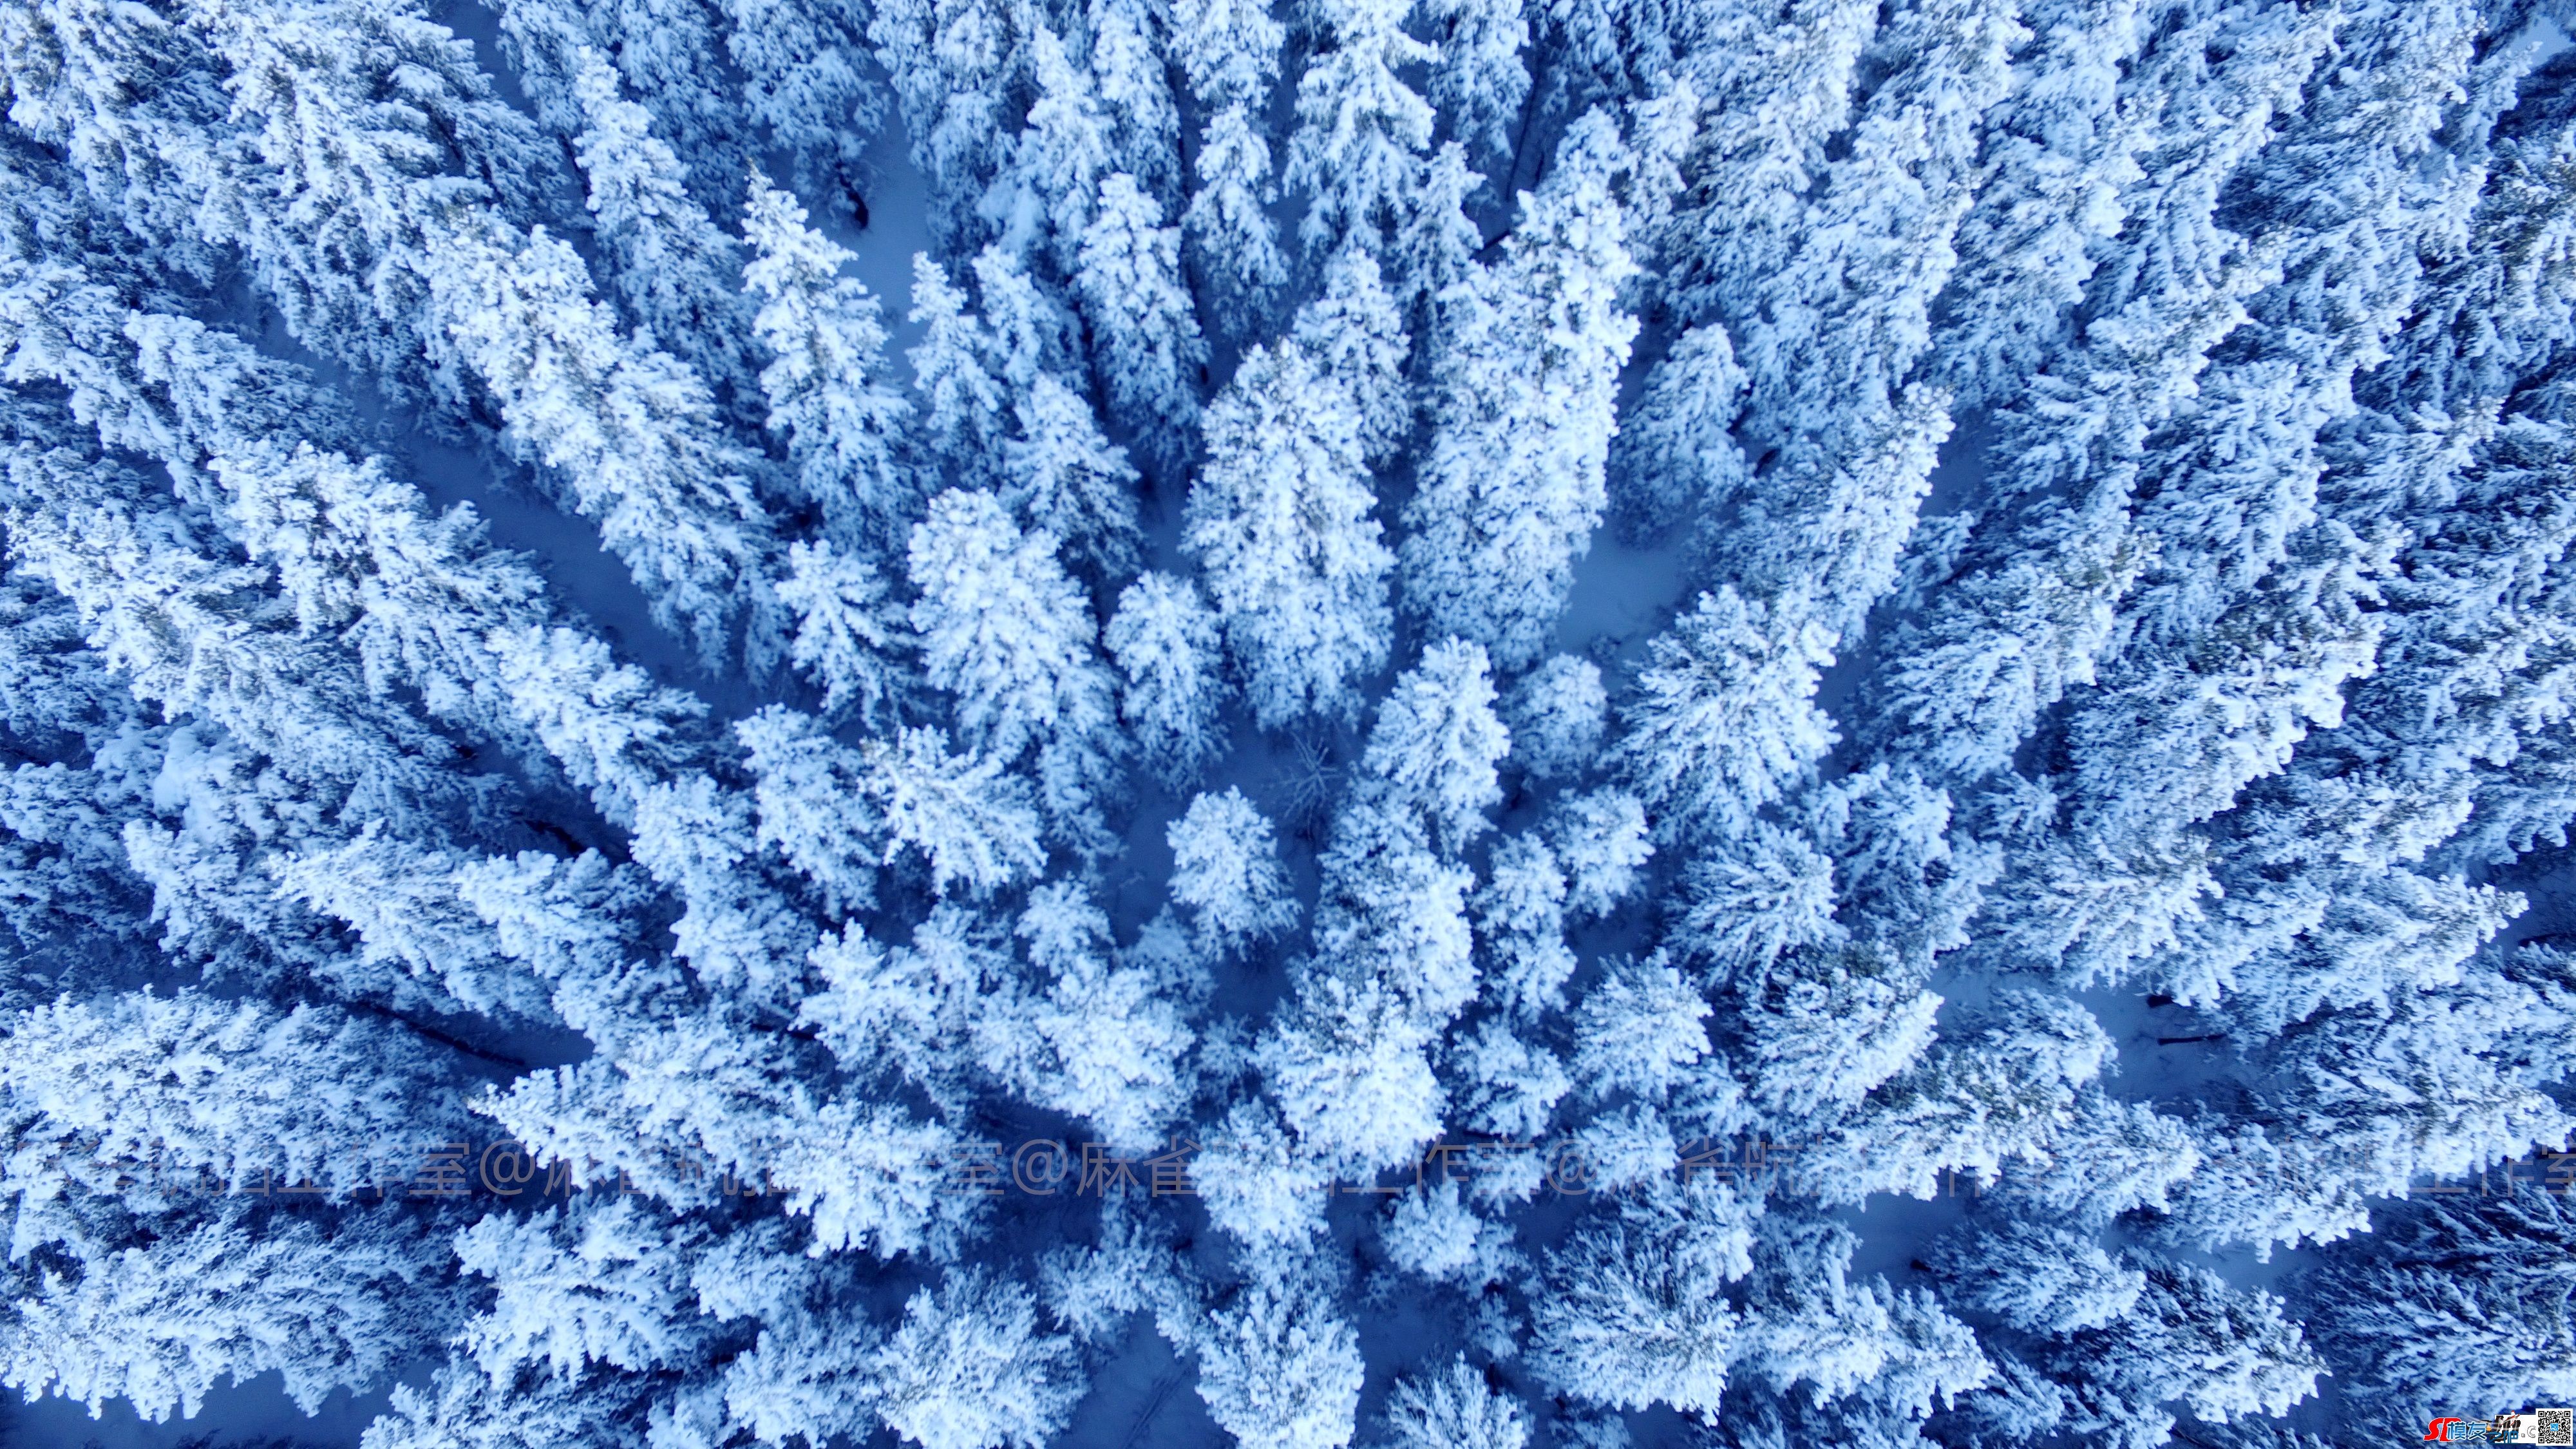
[1,0,2575,1444]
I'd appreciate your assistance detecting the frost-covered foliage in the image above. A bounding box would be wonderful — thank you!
[0,0,2571,1446]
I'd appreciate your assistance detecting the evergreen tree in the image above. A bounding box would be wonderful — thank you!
[978,880,1195,1150]
[1187,103,1293,324]
[1106,572,1231,788]
[1384,1355,1528,1449]
[1476,832,1576,1015]
[1086,0,1180,202]
[1293,249,1415,466]
[1616,587,1838,842]
[1501,654,1607,781]
[2307,1181,2576,1405]
[1349,637,1510,856]
[1168,788,1302,958]
[1404,112,1638,670]
[1422,0,1529,162]
[869,0,1030,251]
[717,0,883,191]
[1172,0,1290,321]
[1283,0,1436,256]
[1610,323,1749,541]
[1732,0,2020,451]
[419,218,784,669]
[1193,1260,1365,1449]
[571,46,759,399]
[1568,952,1710,1102]
[742,171,915,547]
[1729,1215,1989,1416]
[1654,0,1882,328]
[999,374,1144,580]
[773,540,907,728]
[1,1206,458,1423]
[1185,341,1394,727]
[907,488,1122,846]
[1388,142,1488,317]
[907,252,1013,489]
[1076,171,1208,469]
[1528,1177,1757,1414]
[7,4,2576,1443]
[0,988,478,1201]
[1929,0,2151,408]
[993,25,1115,272]
[873,1268,1084,1449]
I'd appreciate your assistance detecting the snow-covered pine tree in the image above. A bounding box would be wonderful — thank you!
[743,170,916,549]
[1169,788,1303,958]
[1616,585,1838,842]
[571,46,760,401]
[1283,0,1436,257]
[1075,172,1208,469]
[1186,339,1394,728]
[1173,0,1291,321]
[1107,572,1231,789]
[908,488,1123,850]
[1404,111,1638,670]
